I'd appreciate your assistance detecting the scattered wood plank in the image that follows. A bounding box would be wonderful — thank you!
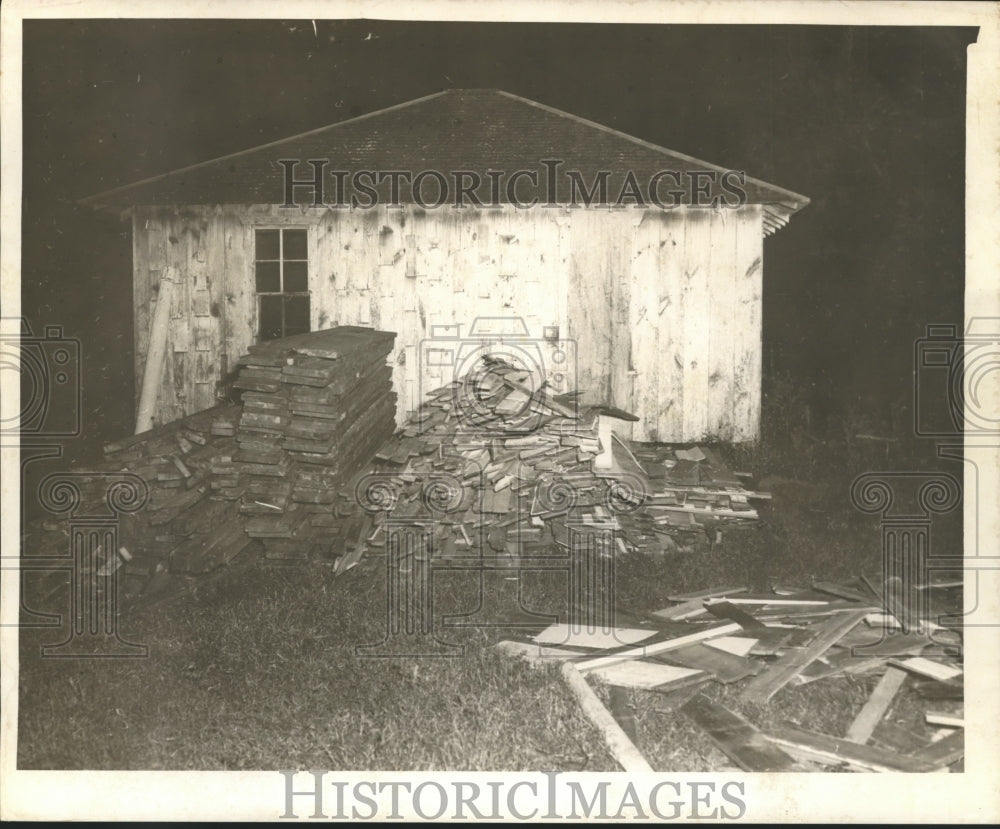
[667,585,749,602]
[907,729,964,770]
[890,657,963,682]
[704,635,758,657]
[845,666,907,744]
[650,600,710,622]
[576,622,743,674]
[533,624,656,650]
[496,640,582,665]
[655,642,759,684]
[740,610,869,704]
[703,600,768,633]
[560,662,652,773]
[608,686,639,744]
[910,679,964,700]
[812,580,871,603]
[925,712,964,729]
[681,693,802,772]
[590,660,706,691]
[765,724,936,772]
[871,721,930,754]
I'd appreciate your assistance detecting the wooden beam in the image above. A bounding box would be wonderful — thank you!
[765,724,936,772]
[560,662,652,773]
[575,622,742,674]
[925,712,964,729]
[680,693,802,772]
[667,585,749,602]
[135,268,176,433]
[908,730,964,770]
[844,666,907,744]
[740,610,868,704]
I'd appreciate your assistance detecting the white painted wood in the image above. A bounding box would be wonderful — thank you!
[135,268,175,433]
[130,202,769,439]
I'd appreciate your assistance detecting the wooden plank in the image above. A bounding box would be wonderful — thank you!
[656,210,686,441]
[627,211,661,440]
[655,641,759,683]
[590,660,705,691]
[651,600,710,622]
[608,685,639,745]
[731,205,763,440]
[495,640,581,665]
[667,585,749,602]
[871,721,930,754]
[680,693,801,772]
[765,724,936,773]
[704,635,758,657]
[606,211,633,426]
[907,729,964,769]
[703,600,768,633]
[560,662,652,773]
[740,610,869,704]
[910,679,964,700]
[812,580,872,603]
[890,657,962,682]
[135,269,176,433]
[576,622,742,674]
[679,208,712,440]
[925,712,964,729]
[224,211,255,370]
[845,666,908,744]
[533,624,656,650]
[705,208,734,439]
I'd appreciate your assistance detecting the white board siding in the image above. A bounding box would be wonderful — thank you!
[131,203,763,441]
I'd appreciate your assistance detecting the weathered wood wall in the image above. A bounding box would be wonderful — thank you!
[132,203,763,441]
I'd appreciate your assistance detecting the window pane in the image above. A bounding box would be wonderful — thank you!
[284,296,311,337]
[283,228,308,260]
[255,261,281,293]
[283,261,308,292]
[259,295,283,341]
[255,228,280,260]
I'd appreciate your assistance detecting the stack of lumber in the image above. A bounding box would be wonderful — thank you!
[330,359,769,573]
[231,326,397,558]
[97,403,260,584]
[82,326,396,588]
[498,575,965,773]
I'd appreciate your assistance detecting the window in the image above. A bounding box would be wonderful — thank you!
[255,227,310,341]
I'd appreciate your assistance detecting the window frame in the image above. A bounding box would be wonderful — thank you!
[253,225,312,341]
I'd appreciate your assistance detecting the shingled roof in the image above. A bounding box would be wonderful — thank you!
[82,89,808,233]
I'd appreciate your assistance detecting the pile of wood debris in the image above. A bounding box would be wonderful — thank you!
[99,403,253,581]
[328,358,770,573]
[499,577,964,773]
[52,330,771,595]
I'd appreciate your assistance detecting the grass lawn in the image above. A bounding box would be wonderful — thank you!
[16,429,963,771]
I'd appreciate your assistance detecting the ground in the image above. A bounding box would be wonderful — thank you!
[16,431,964,772]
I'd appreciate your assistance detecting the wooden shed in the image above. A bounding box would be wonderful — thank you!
[83,89,808,442]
